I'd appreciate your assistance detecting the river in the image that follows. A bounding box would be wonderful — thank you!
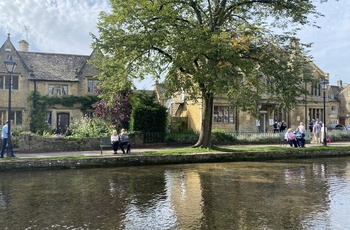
[1,157,349,229]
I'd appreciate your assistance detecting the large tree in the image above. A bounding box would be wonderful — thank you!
[91,0,327,148]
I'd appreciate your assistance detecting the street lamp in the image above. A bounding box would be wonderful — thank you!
[4,55,17,157]
[320,78,329,146]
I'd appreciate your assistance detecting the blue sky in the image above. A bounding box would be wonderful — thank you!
[0,0,348,88]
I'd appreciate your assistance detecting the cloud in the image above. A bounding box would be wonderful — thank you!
[0,0,110,55]
[298,0,350,84]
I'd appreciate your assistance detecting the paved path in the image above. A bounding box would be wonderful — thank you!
[7,141,350,159]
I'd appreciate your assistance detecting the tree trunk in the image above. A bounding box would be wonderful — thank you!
[194,94,214,148]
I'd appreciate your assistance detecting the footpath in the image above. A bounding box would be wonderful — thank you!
[0,142,350,172]
[12,141,350,158]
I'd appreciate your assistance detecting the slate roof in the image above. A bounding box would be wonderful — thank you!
[18,51,89,82]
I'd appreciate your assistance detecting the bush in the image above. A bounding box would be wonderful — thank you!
[212,130,236,143]
[66,117,113,138]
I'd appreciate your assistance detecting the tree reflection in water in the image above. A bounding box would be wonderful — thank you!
[0,157,349,229]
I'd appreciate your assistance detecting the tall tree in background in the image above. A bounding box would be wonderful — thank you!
[92,0,325,148]
[92,89,132,130]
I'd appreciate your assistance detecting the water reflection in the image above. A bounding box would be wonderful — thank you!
[0,157,350,229]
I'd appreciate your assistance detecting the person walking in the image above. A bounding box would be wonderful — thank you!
[279,121,287,133]
[0,120,15,158]
[273,120,279,133]
[313,121,322,144]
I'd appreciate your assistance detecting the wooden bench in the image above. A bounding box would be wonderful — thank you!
[100,137,112,155]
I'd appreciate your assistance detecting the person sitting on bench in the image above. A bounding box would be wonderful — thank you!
[119,128,131,154]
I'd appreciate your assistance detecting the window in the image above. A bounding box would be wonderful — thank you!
[213,106,234,123]
[0,110,6,126]
[310,82,320,97]
[46,112,52,126]
[48,84,68,96]
[0,75,19,90]
[331,106,337,114]
[88,79,99,92]
[0,110,22,126]
[84,111,94,118]
[15,111,22,125]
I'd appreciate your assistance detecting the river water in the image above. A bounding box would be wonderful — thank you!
[1,156,350,229]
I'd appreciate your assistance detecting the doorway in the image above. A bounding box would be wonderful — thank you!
[57,113,70,134]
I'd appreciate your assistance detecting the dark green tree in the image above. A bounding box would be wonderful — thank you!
[28,92,49,134]
[129,91,167,132]
[91,0,330,148]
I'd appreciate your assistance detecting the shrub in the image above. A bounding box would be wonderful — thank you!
[212,130,236,143]
[66,117,113,138]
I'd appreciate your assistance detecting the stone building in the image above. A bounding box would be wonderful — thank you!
[156,56,346,133]
[0,34,99,133]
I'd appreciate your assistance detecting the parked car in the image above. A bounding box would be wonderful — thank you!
[345,125,350,130]
[327,124,346,131]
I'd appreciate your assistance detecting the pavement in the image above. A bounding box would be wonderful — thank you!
[6,141,350,159]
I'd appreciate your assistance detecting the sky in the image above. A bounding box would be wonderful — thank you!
[0,0,349,88]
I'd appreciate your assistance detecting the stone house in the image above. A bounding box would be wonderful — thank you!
[156,56,346,133]
[0,34,99,133]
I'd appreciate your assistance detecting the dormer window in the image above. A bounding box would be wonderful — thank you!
[48,84,68,96]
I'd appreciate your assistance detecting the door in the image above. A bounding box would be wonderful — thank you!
[57,113,70,134]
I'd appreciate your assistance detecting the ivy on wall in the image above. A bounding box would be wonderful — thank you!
[28,92,99,133]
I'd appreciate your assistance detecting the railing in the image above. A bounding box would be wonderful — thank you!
[143,131,318,145]
[143,132,199,144]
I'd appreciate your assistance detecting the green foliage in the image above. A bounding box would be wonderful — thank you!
[66,117,113,138]
[28,91,49,134]
[45,95,99,110]
[211,130,237,143]
[129,91,168,132]
[91,0,324,147]
[27,92,99,134]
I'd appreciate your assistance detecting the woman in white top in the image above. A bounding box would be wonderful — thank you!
[111,130,119,154]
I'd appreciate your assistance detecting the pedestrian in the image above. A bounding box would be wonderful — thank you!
[279,121,287,133]
[0,120,15,158]
[309,119,315,133]
[273,120,279,133]
[110,130,119,154]
[313,121,322,144]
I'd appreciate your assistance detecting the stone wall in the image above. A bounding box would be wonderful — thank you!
[17,135,100,153]
[16,133,145,153]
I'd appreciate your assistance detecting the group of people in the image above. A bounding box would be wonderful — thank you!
[282,119,328,148]
[284,122,306,148]
[309,119,328,144]
[273,120,287,133]
[110,128,131,154]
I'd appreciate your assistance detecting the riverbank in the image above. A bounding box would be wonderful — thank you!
[0,142,350,171]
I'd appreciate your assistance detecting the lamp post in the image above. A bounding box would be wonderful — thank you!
[320,78,329,146]
[4,55,17,157]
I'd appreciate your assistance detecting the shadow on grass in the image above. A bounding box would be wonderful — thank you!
[145,144,349,155]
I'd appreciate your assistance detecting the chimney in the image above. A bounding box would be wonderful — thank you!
[18,40,29,52]
[337,79,343,88]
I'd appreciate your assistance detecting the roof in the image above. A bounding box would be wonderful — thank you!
[18,51,89,81]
